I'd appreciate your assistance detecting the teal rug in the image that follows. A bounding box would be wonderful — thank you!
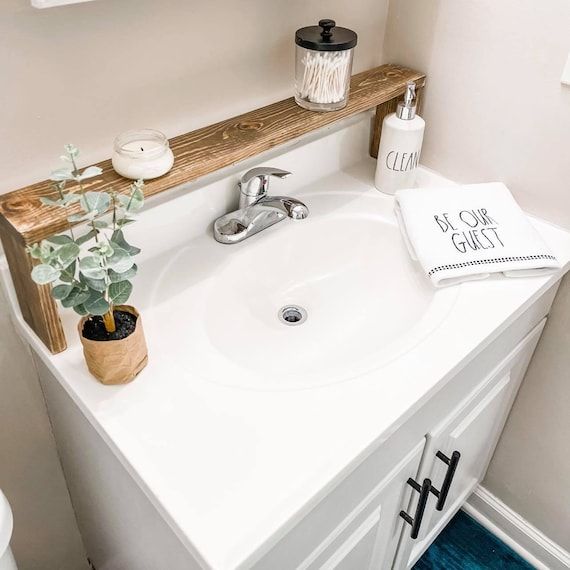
[413,511,536,569]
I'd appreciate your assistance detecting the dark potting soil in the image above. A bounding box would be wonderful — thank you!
[82,310,137,341]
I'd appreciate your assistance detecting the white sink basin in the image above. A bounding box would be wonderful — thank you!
[149,189,458,390]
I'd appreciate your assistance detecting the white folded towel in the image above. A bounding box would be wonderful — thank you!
[395,182,560,287]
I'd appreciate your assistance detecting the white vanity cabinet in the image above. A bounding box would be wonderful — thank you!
[254,315,548,570]
[394,319,546,569]
[295,441,426,570]
[31,285,554,570]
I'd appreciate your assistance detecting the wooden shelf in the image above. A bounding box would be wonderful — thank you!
[0,63,425,353]
[0,64,425,245]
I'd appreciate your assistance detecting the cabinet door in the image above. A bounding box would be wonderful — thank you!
[394,319,546,569]
[298,440,425,570]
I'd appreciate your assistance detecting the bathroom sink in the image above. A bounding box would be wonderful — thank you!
[149,189,458,390]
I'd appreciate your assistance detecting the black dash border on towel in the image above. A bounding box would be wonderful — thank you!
[427,254,557,276]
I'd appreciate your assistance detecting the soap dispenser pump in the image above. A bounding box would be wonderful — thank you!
[374,82,425,195]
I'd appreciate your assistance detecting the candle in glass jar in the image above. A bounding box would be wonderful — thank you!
[112,129,174,180]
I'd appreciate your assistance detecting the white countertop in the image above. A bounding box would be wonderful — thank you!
[3,123,570,569]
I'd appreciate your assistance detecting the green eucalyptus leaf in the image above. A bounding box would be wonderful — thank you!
[84,292,110,316]
[97,243,114,257]
[106,247,133,273]
[74,304,88,316]
[108,264,137,283]
[129,181,145,211]
[57,243,80,268]
[64,144,79,158]
[116,218,136,228]
[46,235,73,246]
[117,186,144,212]
[116,195,130,209]
[80,191,110,214]
[79,272,107,292]
[62,194,81,205]
[59,261,76,283]
[79,256,105,280]
[110,230,141,255]
[51,283,73,300]
[76,229,98,245]
[33,241,57,265]
[27,244,43,260]
[40,197,63,207]
[31,264,60,285]
[93,219,110,229]
[108,281,132,304]
[68,211,98,223]
[79,166,103,181]
[39,241,53,257]
[89,243,114,257]
[61,287,90,308]
[50,168,74,182]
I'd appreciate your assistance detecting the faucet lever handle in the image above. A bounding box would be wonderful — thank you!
[239,167,292,205]
[240,167,291,186]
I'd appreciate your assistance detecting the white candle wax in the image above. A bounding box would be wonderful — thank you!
[112,130,174,180]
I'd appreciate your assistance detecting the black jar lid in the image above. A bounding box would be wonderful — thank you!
[295,19,358,52]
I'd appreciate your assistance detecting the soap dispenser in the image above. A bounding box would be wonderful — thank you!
[374,82,425,195]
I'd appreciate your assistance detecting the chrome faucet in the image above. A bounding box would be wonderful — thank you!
[213,167,309,244]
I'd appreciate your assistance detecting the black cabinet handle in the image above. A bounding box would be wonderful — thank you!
[430,450,461,511]
[400,477,432,539]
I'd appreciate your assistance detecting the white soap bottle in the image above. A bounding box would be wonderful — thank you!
[374,82,425,195]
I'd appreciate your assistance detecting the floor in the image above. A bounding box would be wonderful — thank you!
[413,510,536,569]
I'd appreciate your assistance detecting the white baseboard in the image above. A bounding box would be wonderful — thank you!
[464,486,570,570]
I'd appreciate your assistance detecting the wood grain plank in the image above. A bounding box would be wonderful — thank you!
[0,218,67,353]
[0,64,425,245]
[369,98,399,159]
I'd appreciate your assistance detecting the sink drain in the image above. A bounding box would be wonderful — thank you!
[278,305,307,326]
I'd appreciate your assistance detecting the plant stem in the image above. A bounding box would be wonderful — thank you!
[56,182,76,240]
[70,154,117,334]
[111,193,118,232]
[102,306,116,333]
[71,156,102,244]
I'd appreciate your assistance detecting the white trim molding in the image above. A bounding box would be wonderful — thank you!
[464,486,570,570]
[31,0,94,8]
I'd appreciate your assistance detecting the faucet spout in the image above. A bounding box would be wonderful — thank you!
[213,167,309,244]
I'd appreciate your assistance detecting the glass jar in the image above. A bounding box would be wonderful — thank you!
[112,129,174,180]
[295,19,358,112]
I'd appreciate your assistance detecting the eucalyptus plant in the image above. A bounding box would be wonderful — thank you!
[27,144,144,333]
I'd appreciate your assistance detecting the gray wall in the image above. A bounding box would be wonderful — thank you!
[0,287,88,570]
[383,0,570,229]
[0,0,388,194]
[485,273,570,551]
[384,0,570,550]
